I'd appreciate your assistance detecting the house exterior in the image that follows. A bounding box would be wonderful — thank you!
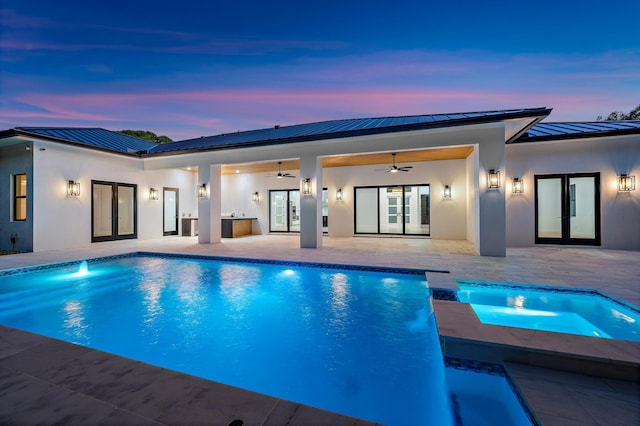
[1,107,638,256]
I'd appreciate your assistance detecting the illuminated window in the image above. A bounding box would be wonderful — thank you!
[14,174,27,221]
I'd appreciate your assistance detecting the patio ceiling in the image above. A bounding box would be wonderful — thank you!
[220,145,474,175]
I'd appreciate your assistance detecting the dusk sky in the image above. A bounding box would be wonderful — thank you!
[1,1,639,141]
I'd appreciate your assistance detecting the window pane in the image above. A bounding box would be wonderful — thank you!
[537,178,562,239]
[569,177,596,239]
[355,188,378,233]
[15,198,26,221]
[380,187,403,234]
[93,184,113,238]
[15,174,27,196]
[289,190,300,232]
[118,185,135,236]
[404,186,430,235]
[163,189,177,233]
[270,191,288,231]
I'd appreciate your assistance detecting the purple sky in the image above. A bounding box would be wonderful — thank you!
[1,1,639,141]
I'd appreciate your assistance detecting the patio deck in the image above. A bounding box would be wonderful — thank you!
[1,235,638,425]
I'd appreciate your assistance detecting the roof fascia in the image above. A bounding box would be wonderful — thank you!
[514,127,640,144]
[0,128,143,157]
[143,108,553,158]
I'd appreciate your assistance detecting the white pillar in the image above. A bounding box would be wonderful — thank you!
[198,164,222,244]
[478,128,507,256]
[299,155,322,248]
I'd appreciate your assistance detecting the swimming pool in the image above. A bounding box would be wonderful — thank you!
[456,281,640,342]
[0,254,532,425]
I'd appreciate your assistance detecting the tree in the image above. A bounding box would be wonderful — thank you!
[119,130,173,143]
[596,104,640,121]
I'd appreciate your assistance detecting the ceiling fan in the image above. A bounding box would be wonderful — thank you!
[376,153,412,173]
[267,161,296,179]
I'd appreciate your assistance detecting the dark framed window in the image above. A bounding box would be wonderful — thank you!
[14,174,27,221]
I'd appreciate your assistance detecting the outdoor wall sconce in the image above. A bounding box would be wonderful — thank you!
[512,177,524,194]
[67,180,80,197]
[252,191,259,202]
[336,188,343,201]
[149,188,159,200]
[618,174,636,192]
[488,169,500,189]
[302,178,311,196]
[197,183,208,198]
[443,185,452,199]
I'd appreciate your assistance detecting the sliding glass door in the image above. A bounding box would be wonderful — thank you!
[269,190,300,232]
[92,180,137,242]
[269,189,328,233]
[535,173,600,245]
[355,185,430,236]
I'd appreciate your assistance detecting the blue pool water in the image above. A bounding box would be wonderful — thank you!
[457,282,640,342]
[0,255,532,425]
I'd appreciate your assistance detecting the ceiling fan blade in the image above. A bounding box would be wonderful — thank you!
[284,174,296,178]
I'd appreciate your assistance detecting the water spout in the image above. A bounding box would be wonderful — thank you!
[77,260,88,277]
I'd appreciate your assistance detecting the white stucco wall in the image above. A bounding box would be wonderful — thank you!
[31,140,197,251]
[506,134,640,250]
[221,158,469,240]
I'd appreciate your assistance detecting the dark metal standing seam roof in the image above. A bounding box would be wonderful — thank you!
[146,107,552,155]
[516,121,640,143]
[12,127,158,153]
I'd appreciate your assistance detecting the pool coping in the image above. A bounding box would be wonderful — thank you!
[0,324,380,425]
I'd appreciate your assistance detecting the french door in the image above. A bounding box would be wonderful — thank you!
[92,180,137,242]
[163,187,179,236]
[355,185,430,236]
[535,173,600,245]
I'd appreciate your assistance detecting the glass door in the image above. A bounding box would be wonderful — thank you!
[380,186,404,234]
[117,184,136,238]
[355,185,430,236]
[92,180,137,242]
[92,182,114,241]
[535,173,600,245]
[163,187,179,236]
[269,190,289,232]
[289,190,300,232]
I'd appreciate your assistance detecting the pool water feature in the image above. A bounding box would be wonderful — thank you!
[0,254,532,425]
[457,281,640,342]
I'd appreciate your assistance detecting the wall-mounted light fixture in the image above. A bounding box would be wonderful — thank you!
[252,191,259,202]
[336,188,343,201]
[197,183,208,198]
[443,185,452,199]
[302,178,311,196]
[488,169,500,189]
[512,177,524,194]
[618,174,636,192]
[149,188,159,200]
[67,180,80,197]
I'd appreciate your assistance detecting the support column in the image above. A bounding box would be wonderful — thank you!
[478,129,506,256]
[299,155,322,248]
[198,164,222,244]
